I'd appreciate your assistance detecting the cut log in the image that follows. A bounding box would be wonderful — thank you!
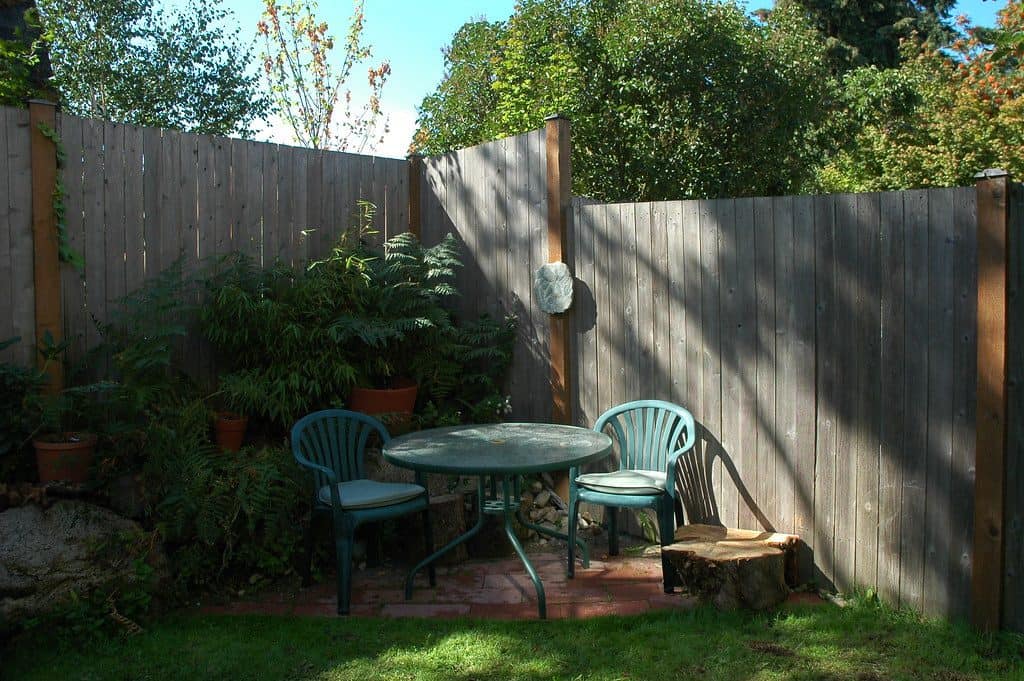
[664,524,801,611]
[673,524,802,586]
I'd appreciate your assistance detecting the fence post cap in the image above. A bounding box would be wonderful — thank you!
[406,152,423,160]
[544,113,569,122]
[975,168,1010,179]
[27,99,58,108]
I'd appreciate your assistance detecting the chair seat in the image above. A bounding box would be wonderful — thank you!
[576,469,667,496]
[318,480,425,509]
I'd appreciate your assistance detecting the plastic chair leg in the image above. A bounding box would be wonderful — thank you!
[336,534,353,615]
[567,496,579,578]
[302,513,315,587]
[658,501,676,593]
[608,507,619,556]
[421,506,436,587]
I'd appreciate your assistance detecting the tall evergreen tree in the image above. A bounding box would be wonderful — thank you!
[773,0,957,72]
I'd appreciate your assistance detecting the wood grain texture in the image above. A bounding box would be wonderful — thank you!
[29,102,60,388]
[972,174,1010,630]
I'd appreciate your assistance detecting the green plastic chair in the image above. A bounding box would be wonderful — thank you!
[567,400,696,592]
[291,409,435,614]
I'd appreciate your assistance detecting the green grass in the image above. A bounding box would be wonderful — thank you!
[5,600,1023,681]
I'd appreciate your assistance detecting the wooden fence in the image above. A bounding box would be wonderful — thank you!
[571,191,977,619]
[0,103,409,372]
[417,125,1021,628]
[418,129,552,422]
[3,104,1022,628]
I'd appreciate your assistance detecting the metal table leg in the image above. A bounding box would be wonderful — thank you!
[500,476,546,618]
[404,477,487,600]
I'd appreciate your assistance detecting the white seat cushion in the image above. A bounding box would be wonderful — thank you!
[576,469,667,496]
[318,480,425,509]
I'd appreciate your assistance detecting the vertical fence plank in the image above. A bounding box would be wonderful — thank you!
[700,199,723,511]
[158,129,182,274]
[925,189,956,617]
[854,192,882,591]
[666,201,686,410]
[878,190,907,605]
[950,186,977,620]
[755,196,778,533]
[634,201,655,402]
[81,117,106,360]
[901,189,930,612]
[58,114,86,367]
[832,193,858,592]
[596,205,615,421]
[1004,182,1023,632]
[813,193,837,589]
[103,121,127,325]
[718,198,741,528]
[5,108,34,366]
[736,198,759,531]
[122,124,145,296]
[0,107,11,359]
[792,194,817,577]
[651,201,671,404]
[774,195,797,538]
[682,200,703,453]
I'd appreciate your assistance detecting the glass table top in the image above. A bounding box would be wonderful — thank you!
[383,422,613,475]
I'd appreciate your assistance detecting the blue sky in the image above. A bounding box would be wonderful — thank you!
[180,0,1011,157]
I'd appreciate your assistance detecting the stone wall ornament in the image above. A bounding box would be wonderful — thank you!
[534,261,573,314]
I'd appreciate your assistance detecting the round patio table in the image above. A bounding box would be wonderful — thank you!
[383,422,613,618]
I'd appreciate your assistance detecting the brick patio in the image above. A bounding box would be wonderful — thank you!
[200,550,702,620]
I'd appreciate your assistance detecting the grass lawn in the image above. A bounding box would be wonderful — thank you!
[4,600,1023,681]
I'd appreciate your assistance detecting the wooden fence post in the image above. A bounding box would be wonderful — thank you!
[28,99,62,393]
[408,153,422,239]
[546,114,572,424]
[546,114,573,500]
[972,168,1012,631]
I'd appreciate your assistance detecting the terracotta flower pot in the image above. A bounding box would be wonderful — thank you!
[34,432,97,484]
[349,381,418,423]
[215,412,248,452]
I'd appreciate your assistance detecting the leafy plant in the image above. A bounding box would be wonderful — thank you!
[38,0,268,136]
[143,400,305,592]
[202,203,465,428]
[0,338,46,481]
[258,0,390,151]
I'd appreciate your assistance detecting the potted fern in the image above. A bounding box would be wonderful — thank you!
[25,334,109,483]
[329,210,462,421]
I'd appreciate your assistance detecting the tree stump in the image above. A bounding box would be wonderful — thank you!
[663,524,801,611]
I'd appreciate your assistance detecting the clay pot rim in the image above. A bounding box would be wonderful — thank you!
[351,380,418,395]
[33,432,98,448]
[215,411,248,422]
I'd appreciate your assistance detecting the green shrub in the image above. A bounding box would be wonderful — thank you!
[201,203,466,429]
[143,399,306,592]
[0,338,45,481]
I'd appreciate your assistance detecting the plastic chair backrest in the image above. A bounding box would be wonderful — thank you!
[593,400,696,472]
[291,409,390,491]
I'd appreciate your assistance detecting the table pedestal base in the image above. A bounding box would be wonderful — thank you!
[404,475,591,619]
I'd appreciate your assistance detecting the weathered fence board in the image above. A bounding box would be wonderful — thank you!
[567,186,977,620]
[419,130,551,422]
[0,108,407,375]
[1,107,34,366]
[1005,183,1024,632]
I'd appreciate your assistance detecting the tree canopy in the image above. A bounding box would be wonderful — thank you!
[817,3,1024,191]
[38,0,267,137]
[772,0,957,72]
[414,0,834,201]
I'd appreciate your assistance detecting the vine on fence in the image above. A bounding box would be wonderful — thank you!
[36,121,83,269]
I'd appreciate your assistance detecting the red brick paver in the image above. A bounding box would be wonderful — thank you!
[199,549,704,619]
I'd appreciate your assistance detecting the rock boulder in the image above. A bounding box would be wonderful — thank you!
[0,500,165,627]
